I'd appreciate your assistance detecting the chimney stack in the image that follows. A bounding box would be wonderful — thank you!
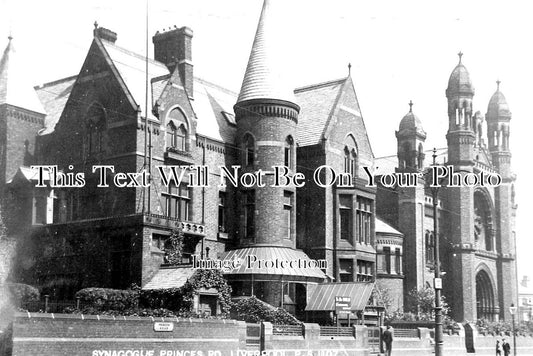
[93,24,117,44]
[153,26,193,98]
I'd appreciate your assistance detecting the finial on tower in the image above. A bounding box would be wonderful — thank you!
[7,35,12,41]
[458,51,463,63]
[432,147,437,165]
[348,63,352,76]
[496,79,501,91]
[94,21,99,29]
[409,100,413,113]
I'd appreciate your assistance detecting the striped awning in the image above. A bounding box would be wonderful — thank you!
[305,282,374,311]
[219,246,326,282]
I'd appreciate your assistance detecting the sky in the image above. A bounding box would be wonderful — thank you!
[1,1,532,282]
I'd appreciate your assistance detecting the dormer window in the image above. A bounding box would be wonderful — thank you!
[167,107,189,152]
[167,122,187,151]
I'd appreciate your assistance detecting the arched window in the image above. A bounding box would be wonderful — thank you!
[167,108,189,152]
[85,104,105,158]
[344,135,358,178]
[417,143,424,169]
[166,121,177,148]
[243,134,255,167]
[284,136,294,169]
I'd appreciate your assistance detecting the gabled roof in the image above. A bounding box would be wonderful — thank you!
[35,76,77,135]
[295,78,347,146]
[237,0,296,105]
[7,166,51,184]
[98,38,170,120]
[0,37,45,114]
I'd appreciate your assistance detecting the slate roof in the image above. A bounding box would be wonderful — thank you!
[99,39,170,120]
[237,0,296,105]
[294,78,346,146]
[0,37,45,114]
[35,76,77,135]
[193,77,237,143]
[375,217,403,236]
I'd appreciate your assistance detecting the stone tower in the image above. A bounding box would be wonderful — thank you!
[445,53,477,321]
[486,81,517,321]
[395,101,428,310]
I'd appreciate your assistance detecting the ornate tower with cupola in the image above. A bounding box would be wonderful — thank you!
[395,101,428,310]
[445,52,477,321]
[486,80,517,321]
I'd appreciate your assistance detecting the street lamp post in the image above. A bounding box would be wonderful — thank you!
[510,304,517,356]
[429,148,444,356]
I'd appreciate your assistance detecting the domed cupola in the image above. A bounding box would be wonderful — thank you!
[399,100,426,137]
[446,52,475,97]
[396,101,426,170]
[487,80,511,121]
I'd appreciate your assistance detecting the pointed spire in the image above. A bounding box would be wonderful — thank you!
[348,63,352,76]
[0,37,45,114]
[236,0,297,105]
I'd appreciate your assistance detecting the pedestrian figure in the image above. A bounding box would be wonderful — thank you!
[496,340,502,356]
[502,338,511,356]
[383,325,394,356]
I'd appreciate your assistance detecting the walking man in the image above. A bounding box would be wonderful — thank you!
[383,325,394,356]
[496,340,502,356]
[502,338,511,356]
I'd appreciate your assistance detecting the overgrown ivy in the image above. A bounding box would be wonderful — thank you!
[179,269,232,315]
[165,226,185,265]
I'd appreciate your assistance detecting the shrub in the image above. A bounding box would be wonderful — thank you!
[232,296,300,325]
[7,283,39,304]
[75,287,139,312]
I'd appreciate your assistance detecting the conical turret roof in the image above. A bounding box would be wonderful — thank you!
[236,0,297,105]
[0,36,45,114]
[446,52,474,96]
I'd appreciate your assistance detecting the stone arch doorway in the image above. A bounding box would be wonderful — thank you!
[476,270,497,320]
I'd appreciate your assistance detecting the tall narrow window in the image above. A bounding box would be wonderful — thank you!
[283,191,293,239]
[383,246,391,274]
[356,197,372,244]
[339,195,353,242]
[284,136,294,169]
[243,190,255,239]
[176,124,187,151]
[163,183,190,220]
[85,104,105,158]
[244,134,255,167]
[344,135,358,178]
[167,122,177,148]
[395,248,402,274]
[339,259,354,282]
[218,191,226,232]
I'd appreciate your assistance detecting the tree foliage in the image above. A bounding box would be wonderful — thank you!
[407,286,449,317]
